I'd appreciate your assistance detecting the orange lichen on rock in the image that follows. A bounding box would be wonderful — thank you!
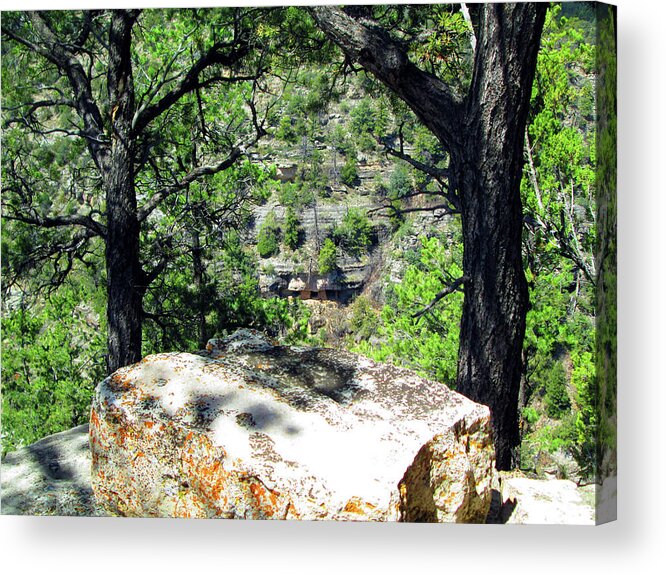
[343,497,375,514]
[90,330,495,522]
[248,480,281,518]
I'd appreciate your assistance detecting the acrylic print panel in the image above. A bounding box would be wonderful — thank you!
[0,2,616,524]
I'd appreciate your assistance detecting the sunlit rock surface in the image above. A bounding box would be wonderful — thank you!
[498,475,596,525]
[90,329,495,521]
[1,425,106,516]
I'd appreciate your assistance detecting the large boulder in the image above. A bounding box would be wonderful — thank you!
[90,329,495,521]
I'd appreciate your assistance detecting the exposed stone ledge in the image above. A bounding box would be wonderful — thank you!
[90,329,496,521]
[1,424,106,516]
[2,423,602,522]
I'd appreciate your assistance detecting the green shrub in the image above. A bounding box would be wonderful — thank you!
[543,360,571,418]
[1,279,107,455]
[352,234,463,387]
[388,163,412,199]
[256,213,281,258]
[333,208,374,256]
[318,238,338,274]
[340,156,358,187]
[349,295,380,341]
[350,98,375,137]
[522,406,540,426]
[278,182,314,209]
[284,207,301,250]
[275,114,298,143]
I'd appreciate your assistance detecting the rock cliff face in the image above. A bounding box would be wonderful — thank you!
[251,196,385,303]
[90,329,495,521]
[247,108,447,306]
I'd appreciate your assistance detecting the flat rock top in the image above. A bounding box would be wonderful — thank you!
[97,330,488,509]
[499,475,596,525]
[1,425,106,516]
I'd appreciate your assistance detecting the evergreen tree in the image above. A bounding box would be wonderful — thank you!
[284,206,301,250]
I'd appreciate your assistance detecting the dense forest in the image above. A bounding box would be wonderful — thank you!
[1,4,616,482]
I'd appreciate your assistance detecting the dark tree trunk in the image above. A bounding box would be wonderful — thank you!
[310,3,546,469]
[453,4,544,469]
[105,182,142,374]
[105,11,143,374]
[455,167,529,469]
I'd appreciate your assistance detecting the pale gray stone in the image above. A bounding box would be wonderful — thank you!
[1,425,106,516]
[91,330,496,521]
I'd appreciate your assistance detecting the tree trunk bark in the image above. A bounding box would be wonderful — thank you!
[309,3,546,470]
[454,4,544,469]
[455,154,529,470]
[105,160,142,374]
[105,11,143,374]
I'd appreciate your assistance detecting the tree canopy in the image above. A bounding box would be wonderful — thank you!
[1,4,615,482]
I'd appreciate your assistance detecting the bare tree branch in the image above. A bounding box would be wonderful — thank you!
[3,212,106,238]
[133,38,251,135]
[413,275,468,319]
[368,202,458,218]
[3,12,112,172]
[137,148,243,223]
[381,142,451,181]
[309,5,464,147]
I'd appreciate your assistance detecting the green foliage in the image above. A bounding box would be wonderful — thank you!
[353,234,463,387]
[278,182,315,210]
[523,4,597,279]
[522,406,540,426]
[349,98,377,151]
[256,213,281,258]
[302,147,326,188]
[521,265,596,472]
[541,360,571,418]
[329,123,356,159]
[1,277,107,455]
[595,5,617,475]
[275,114,299,143]
[340,155,359,187]
[517,6,600,478]
[333,208,374,257]
[387,162,413,199]
[524,414,578,458]
[348,295,380,341]
[283,206,301,250]
[571,349,598,472]
[407,5,473,89]
[142,229,311,353]
[318,238,338,274]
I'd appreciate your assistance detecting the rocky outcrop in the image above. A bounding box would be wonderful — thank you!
[90,329,495,521]
[252,198,382,302]
[1,424,106,516]
[496,474,595,525]
[1,422,601,522]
